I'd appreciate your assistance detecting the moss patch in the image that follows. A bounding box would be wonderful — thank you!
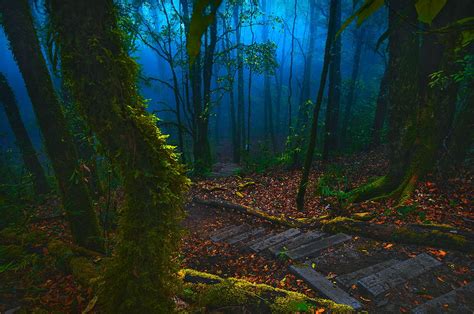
[179,269,354,313]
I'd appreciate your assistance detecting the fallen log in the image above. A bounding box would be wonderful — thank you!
[193,197,474,253]
[179,269,354,313]
[193,197,324,228]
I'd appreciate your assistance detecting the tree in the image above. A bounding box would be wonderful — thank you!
[340,26,366,149]
[296,0,338,211]
[234,2,245,163]
[47,0,189,311]
[351,0,472,204]
[0,0,102,250]
[0,72,50,195]
[322,0,341,161]
[261,0,276,151]
[370,65,389,148]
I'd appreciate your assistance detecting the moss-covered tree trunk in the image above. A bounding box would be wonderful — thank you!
[0,0,101,250]
[352,1,469,204]
[48,0,189,311]
[0,72,50,195]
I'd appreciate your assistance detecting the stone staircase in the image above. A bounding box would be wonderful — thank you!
[209,224,474,312]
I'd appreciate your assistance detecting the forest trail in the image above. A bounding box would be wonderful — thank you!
[184,201,474,312]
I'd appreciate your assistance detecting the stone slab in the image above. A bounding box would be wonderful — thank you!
[357,253,442,297]
[286,233,352,260]
[226,227,266,244]
[336,259,400,288]
[210,224,249,242]
[269,231,326,256]
[411,282,474,314]
[290,264,362,310]
[250,228,301,252]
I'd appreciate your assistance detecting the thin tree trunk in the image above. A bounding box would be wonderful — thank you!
[0,0,101,250]
[234,4,244,162]
[49,0,189,311]
[261,0,276,151]
[322,0,341,161]
[0,72,50,195]
[287,0,298,135]
[370,66,390,148]
[296,0,338,211]
[340,27,366,150]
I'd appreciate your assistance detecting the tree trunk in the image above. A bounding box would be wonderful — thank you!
[48,0,189,311]
[370,66,390,148]
[352,0,468,204]
[234,4,244,162]
[296,0,338,211]
[0,0,101,251]
[339,27,365,150]
[287,0,298,136]
[261,0,276,152]
[0,72,50,195]
[322,0,342,161]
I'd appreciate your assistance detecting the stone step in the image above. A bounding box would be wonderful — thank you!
[210,224,249,242]
[243,233,275,248]
[286,233,352,260]
[290,264,363,310]
[357,253,442,297]
[226,227,266,244]
[336,259,400,288]
[268,231,326,256]
[411,282,474,314]
[250,228,301,253]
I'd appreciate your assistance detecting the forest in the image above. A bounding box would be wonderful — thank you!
[0,0,473,312]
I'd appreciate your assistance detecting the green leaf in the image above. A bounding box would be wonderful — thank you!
[415,0,447,24]
[186,0,223,65]
[337,0,384,37]
[356,0,384,26]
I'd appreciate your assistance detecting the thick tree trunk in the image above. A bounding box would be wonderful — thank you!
[296,0,338,211]
[370,66,390,148]
[339,27,365,150]
[0,0,101,251]
[322,0,342,161]
[49,0,189,311]
[352,1,469,204]
[0,73,50,195]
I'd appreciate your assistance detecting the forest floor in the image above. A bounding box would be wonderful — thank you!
[1,150,473,312]
[181,150,474,311]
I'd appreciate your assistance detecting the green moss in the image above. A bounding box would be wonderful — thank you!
[70,257,98,287]
[351,212,374,221]
[47,240,74,271]
[180,269,353,313]
[393,228,469,251]
[0,244,25,263]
